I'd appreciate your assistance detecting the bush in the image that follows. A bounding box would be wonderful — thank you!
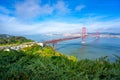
[0,45,120,80]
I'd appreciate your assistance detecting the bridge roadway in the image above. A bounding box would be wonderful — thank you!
[42,34,99,44]
[42,36,81,44]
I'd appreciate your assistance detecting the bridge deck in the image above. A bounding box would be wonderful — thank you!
[43,36,81,44]
[42,33,98,44]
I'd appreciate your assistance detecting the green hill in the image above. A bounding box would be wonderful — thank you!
[0,34,33,45]
[0,44,120,80]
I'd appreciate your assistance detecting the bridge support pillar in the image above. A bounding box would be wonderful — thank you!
[96,31,99,39]
[52,42,57,54]
[52,42,57,49]
[82,27,86,44]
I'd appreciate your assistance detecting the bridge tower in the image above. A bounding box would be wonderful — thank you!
[96,31,99,39]
[82,27,86,44]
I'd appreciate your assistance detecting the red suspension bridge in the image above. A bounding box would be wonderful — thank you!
[42,27,99,48]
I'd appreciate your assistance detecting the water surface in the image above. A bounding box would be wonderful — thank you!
[25,34,120,60]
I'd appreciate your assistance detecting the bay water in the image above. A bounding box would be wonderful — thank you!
[25,34,120,61]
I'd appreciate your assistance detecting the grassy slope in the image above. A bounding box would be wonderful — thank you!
[0,44,120,80]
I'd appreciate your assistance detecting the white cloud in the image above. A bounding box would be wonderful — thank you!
[40,4,54,15]
[0,1,120,35]
[15,0,42,18]
[14,0,70,19]
[0,14,36,34]
[75,5,85,11]
[1,13,120,35]
[54,1,70,14]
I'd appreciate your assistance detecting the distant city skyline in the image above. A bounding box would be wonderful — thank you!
[0,0,120,35]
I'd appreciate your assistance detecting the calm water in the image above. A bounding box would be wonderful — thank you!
[25,34,120,60]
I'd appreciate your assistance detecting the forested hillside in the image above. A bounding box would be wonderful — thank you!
[0,44,120,80]
[0,34,33,45]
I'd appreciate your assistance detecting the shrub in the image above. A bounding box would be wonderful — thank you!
[0,45,120,80]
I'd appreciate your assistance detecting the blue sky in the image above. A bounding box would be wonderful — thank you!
[0,0,120,35]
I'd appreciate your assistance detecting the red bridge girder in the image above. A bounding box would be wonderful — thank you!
[42,27,99,45]
[43,36,81,44]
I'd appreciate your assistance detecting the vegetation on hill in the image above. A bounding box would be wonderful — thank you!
[0,44,120,80]
[0,34,33,45]
[0,34,11,38]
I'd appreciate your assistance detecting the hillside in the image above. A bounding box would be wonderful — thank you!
[0,44,120,80]
[0,34,33,45]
